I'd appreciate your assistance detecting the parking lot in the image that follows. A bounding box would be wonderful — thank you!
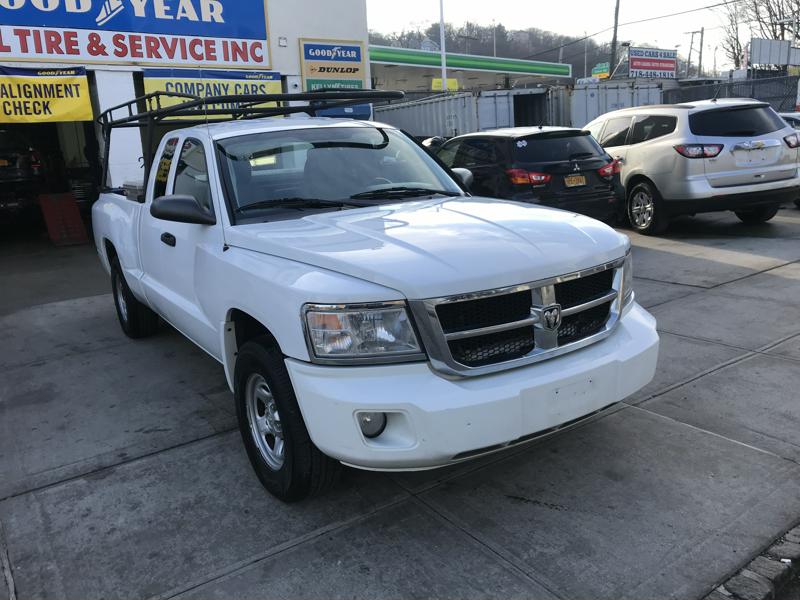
[1,207,800,600]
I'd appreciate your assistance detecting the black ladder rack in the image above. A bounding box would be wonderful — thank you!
[96,90,405,192]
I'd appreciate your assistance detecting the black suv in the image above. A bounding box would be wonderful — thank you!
[435,127,622,221]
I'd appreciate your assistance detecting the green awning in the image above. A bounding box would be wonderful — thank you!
[369,45,572,78]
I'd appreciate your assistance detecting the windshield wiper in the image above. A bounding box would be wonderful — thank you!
[350,187,462,200]
[236,197,365,213]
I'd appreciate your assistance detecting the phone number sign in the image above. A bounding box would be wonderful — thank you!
[628,47,677,79]
[0,0,270,69]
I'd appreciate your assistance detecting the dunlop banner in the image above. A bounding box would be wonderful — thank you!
[0,66,92,123]
[142,68,282,119]
[299,39,366,92]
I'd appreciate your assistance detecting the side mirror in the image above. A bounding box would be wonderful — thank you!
[151,195,216,225]
[451,168,474,190]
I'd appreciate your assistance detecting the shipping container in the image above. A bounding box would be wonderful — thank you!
[373,89,548,138]
[570,80,678,127]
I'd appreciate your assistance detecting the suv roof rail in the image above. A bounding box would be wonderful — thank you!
[97,90,405,191]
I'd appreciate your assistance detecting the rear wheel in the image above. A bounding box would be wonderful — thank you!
[235,337,341,502]
[110,257,159,339]
[627,181,668,235]
[734,205,780,224]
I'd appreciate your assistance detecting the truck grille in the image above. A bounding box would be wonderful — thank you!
[412,259,625,377]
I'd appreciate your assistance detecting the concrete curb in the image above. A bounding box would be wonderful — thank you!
[704,524,800,600]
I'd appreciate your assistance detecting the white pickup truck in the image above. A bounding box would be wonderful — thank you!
[92,92,659,502]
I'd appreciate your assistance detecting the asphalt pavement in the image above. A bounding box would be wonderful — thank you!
[1,208,800,600]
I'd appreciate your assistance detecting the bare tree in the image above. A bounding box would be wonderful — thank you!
[719,2,745,68]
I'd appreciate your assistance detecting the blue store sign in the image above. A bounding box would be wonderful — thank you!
[0,0,270,69]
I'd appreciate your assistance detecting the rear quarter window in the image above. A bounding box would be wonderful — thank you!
[629,115,677,144]
[690,106,786,137]
[513,132,604,162]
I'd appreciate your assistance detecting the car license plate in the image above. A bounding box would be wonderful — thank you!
[0,159,8,167]
[564,174,586,188]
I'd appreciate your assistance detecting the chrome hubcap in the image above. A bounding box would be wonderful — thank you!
[630,191,655,228]
[245,374,285,470]
[115,274,129,322]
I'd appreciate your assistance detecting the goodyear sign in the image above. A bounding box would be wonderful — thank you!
[143,68,281,118]
[0,0,270,69]
[0,65,92,123]
[299,39,366,92]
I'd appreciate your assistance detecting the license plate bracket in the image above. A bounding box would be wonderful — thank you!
[564,174,586,188]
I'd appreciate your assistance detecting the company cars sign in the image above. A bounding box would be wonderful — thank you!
[0,0,270,69]
[628,47,677,79]
[299,39,366,92]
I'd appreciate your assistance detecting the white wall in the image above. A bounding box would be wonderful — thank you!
[267,0,370,81]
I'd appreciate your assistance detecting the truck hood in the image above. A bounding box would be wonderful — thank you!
[224,197,629,299]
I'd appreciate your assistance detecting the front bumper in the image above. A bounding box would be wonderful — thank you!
[285,303,659,471]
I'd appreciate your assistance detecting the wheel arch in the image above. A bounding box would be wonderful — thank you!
[221,308,282,391]
[625,174,661,200]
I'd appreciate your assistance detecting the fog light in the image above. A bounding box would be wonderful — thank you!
[358,412,387,439]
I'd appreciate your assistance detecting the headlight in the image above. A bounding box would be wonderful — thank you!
[622,252,634,305]
[304,302,424,363]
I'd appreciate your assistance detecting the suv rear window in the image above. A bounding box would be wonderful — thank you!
[690,106,786,137]
[513,132,604,162]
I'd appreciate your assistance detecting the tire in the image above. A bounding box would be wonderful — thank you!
[234,337,341,502]
[110,257,160,339]
[627,181,668,235]
[734,205,780,224]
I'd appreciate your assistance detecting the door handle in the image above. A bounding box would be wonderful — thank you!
[160,232,176,247]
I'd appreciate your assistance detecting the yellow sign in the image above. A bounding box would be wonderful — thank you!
[432,78,459,92]
[299,39,367,92]
[143,69,282,119]
[0,66,92,123]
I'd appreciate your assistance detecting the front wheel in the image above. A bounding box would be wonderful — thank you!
[734,205,779,224]
[234,337,341,502]
[627,181,668,235]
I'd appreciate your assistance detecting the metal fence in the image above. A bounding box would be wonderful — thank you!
[662,76,799,111]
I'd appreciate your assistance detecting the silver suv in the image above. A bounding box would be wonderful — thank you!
[585,99,800,234]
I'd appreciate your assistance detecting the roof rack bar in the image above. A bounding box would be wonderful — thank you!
[97,90,404,191]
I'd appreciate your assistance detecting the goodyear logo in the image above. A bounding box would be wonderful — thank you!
[303,43,362,63]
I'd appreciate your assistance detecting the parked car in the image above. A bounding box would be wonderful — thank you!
[93,92,659,502]
[0,129,43,220]
[779,112,800,130]
[585,99,800,234]
[434,128,623,222]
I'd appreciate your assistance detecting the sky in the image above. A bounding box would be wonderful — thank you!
[365,0,739,71]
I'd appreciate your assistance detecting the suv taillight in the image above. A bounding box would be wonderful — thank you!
[506,169,551,187]
[597,159,621,179]
[674,144,723,159]
[784,133,800,148]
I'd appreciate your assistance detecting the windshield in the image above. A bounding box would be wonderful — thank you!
[513,132,604,163]
[216,126,462,218]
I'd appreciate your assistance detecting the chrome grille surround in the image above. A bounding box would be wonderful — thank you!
[408,256,628,378]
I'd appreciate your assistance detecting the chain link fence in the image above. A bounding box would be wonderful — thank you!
[662,76,799,112]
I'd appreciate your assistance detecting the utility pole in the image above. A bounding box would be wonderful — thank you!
[610,0,621,75]
[492,19,497,57]
[584,31,588,78]
[697,27,705,77]
[439,0,447,92]
[685,31,696,78]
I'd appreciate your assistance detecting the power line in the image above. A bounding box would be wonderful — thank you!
[523,0,747,60]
